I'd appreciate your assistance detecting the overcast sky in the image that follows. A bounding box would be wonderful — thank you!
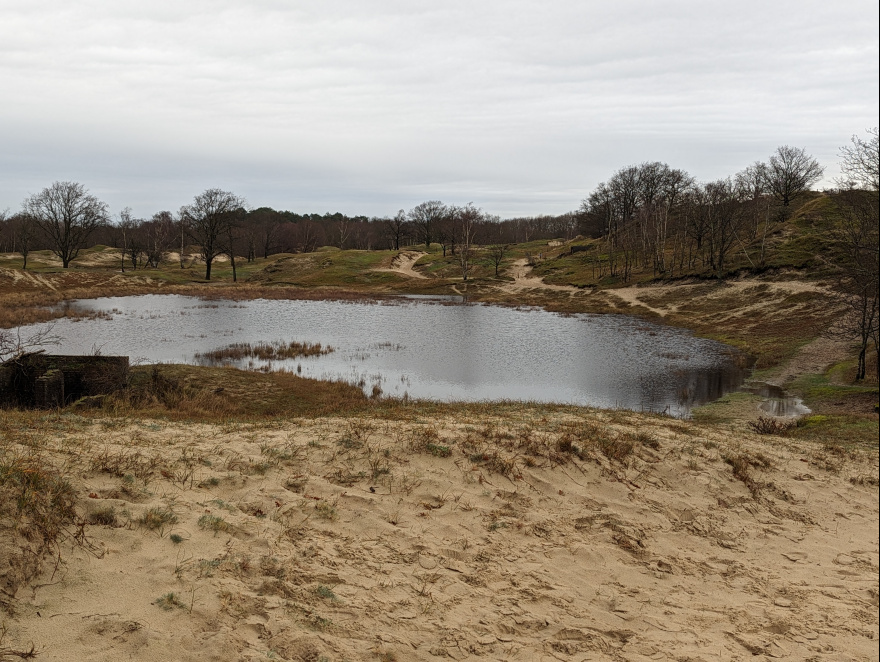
[1,0,877,219]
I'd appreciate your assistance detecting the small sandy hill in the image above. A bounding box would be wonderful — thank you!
[1,409,876,661]
[376,252,428,279]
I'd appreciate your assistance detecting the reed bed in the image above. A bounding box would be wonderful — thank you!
[194,340,332,364]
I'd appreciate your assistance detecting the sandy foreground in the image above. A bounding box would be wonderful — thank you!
[1,409,878,662]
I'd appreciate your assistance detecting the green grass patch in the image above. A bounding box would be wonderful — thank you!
[791,414,878,449]
[248,250,407,288]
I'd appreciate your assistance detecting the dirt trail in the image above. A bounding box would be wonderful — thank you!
[496,258,585,294]
[375,251,428,279]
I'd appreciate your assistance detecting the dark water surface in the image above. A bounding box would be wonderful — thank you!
[34,295,750,417]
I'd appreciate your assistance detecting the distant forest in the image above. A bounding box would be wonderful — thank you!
[1,132,876,283]
[0,201,579,261]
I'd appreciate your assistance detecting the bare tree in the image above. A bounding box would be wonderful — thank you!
[828,131,880,379]
[488,244,507,277]
[221,208,245,282]
[384,210,409,251]
[246,208,282,259]
[0,324,59,362]
[117,207,144,272]
[734,163,773,266]
[408,200,446,249]
[832,188,880,380]
[454,203,481,282]
[762,145,824,208]
[8,213,37,269]
[335,217,351,249]
[24,181,109,268]
[144,211,175,268]
[697,178,745,279]
[839,127,879,191]
[179,189,246,280]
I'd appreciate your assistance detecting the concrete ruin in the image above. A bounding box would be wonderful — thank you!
[0,353,129,409]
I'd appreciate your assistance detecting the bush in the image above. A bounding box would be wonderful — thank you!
[748,416,796,436]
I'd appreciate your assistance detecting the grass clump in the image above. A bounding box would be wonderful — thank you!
[197,514,230,534]
[87,505,118,526]
[154,592,185,611]
[315,585,340,602]
[426,443,452,458]
[596,436,635,463]
[0,455,77,536]
[138,507,178,531]
[105,364,371,420]
[723,451,772,496]
[315,500,338,521]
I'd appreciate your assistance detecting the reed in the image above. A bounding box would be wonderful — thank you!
[195,340,332,364]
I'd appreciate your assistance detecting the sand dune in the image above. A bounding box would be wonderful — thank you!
[2,409,877,661]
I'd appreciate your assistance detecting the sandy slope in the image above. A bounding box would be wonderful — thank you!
[499,259,584,294]
[2,411,877,661]
[375,252,429,280]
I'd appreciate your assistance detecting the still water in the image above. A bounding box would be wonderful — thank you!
[34,295,749,417]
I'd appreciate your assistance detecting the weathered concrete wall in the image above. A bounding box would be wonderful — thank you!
[0,366,12,399]
[0,354,129,408]
[34,369,64,408]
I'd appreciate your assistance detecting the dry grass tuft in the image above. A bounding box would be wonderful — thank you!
[87,505,119,527]
[748,416,796,436]
[0,453,78,600]
[101,364,370,421]
[597,436,635,463]
[138,507,178,532]
[723,451,773,496]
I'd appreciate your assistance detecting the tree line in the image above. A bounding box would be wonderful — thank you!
[0,190,577,277]
[576,145,832,281]
[577,135,877,379]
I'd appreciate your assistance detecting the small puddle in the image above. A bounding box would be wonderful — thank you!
[745,382,811,418]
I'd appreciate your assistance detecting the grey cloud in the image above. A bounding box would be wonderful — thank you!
[0,0,876,217]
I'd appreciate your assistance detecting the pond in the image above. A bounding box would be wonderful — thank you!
[27,295,750,417]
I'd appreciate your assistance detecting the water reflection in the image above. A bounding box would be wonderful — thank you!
[745,382,811,418]
[26,295,751,417]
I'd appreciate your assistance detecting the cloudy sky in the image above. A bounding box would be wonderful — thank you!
[1,0,877,219]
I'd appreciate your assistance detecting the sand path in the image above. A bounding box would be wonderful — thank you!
[496,258,585,294]
[375,251,428,279]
